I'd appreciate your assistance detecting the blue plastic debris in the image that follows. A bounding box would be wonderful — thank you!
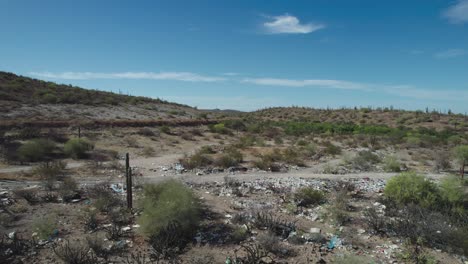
[328,236,338,249]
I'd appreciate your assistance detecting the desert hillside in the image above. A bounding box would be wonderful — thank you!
[0,71,204,122]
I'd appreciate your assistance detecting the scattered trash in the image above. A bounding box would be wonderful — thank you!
[110,184,124,193]
[327,236,342,250]
[309,227,321,234]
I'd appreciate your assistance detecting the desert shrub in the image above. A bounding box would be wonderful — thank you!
[301,143,317,158]
[34,161,67,190]
[53,240,97,264]
[453,145,468,177]
[82,208,98,231]
[257,232,291,257]
[137,127,156,137]
[282,147,305,166]
[294,187,325,207]
[124,136,139,148]
[322,142,341,155]
[253,212,296,238]
[64,138,94,159]
[13,188,39,204]
[333,254,373,264]
[348,150,381,171]
[87,183,122,212]
[208,123,231,134]
[141,146,155,157]
[18,138,56,162]
[179,151,213,169]
[17,127,41,139]
[33,215,57,240]
[363,207,387,234]
[104,223,123,241]
[148,221,186,260]
[438,176,466,218]
[329,189,350,225]
[215,148,243,168]
[86,235,111,260]
[384,172,439,208]
[231,243,271,264]
[58,177,78,201]
[433,151,451,172]
[138,180,201,240]
[405,136,422,148]
[383,155,402,172]
[230,226,249,244]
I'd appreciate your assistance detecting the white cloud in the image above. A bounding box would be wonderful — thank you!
[29,71,226,82]
[242,78,371,91]
[443,0,468,24]
[434,49,466,59]
[242,77,468,102]
[263,14,325,34]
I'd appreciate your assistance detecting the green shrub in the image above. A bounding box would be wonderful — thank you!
[179,151,213,169]
[215,148,243,168]
[160,125,171,134]
[384,172,439,208]
[138,180,201,239]
[208,123,231,134]
[322,142,341,155]
[439,176,466,217]
[230,226,249,244]
[18,139,56,162]
[348,150,380,171]
[33,215,57,240]
[34,161,67,190]
[64,138,94,159]
[383,155,401,172]
[294,187,325,207]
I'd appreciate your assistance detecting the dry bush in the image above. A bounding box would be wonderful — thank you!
[13,188,39,205]
[253,212,296,239]
[53,240,98,264]
[294,187,325,208]
[34,161,67,190]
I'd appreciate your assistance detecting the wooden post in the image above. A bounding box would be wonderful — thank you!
[125,153,133,209]
[78,127,81,139]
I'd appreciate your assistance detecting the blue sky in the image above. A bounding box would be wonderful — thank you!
[1,0,467,112]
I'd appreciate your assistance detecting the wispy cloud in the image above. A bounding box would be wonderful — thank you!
[434,49,466,59]
[29,71,226,82]
[442,0,468,24]
[242,77,468,102]
[242,78,371,91]
[262,14,325,34]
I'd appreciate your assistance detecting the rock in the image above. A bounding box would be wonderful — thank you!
[357,229,366,234]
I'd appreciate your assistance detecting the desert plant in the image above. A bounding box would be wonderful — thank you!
[59,177,78,201]
[363,207,387,235]
[383,155,402,172]
[34,161,67,190]
[294,187,325,208]
[18,138,56,162]
[384,172,439,208]
[82,208,98,231]
[138,180,201,242]
[53,240,98,264]
[322,142,341,155]
[433,151,451,172]
[87,183,122,212]
[230,226,249,244]
[179,150,213,169]
[33,215,57,240]
[13,188,38,204]
[232,243,271,264]
[64,138,94,159]
[86,235,111,260]
[454,145,468,178]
